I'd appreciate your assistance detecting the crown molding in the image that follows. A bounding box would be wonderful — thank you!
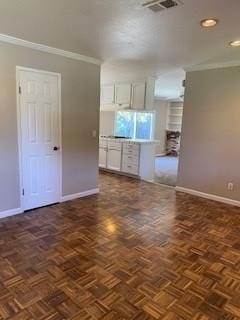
[185,60,240,72]
[0,33,102,66]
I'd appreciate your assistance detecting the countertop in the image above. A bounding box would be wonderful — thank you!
[100,137,159,145]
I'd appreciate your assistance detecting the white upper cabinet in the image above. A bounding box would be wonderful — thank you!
[101,85,115,105]
[145,77,155,110]
[131,82,146,110]
[100,78,155,110]
[115,83,132,105]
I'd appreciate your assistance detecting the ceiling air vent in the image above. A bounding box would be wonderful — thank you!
[143,0,182,12]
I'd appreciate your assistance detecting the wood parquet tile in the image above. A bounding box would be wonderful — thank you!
[1,172,240,319]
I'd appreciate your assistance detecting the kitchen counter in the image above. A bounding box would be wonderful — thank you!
[100,137,158,145]
[99,137,156,181]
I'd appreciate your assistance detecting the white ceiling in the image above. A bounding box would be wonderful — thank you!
[0,0,240,99]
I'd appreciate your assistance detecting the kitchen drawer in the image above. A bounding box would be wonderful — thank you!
[122,154,139,166]
[122,162,139,176]
[123,148,139,157]
[99,140,108,148]
[123,143,140,156]
[108,141,122,151]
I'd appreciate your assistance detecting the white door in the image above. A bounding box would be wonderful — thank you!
[99,147,107,168]
[18,69,61,211]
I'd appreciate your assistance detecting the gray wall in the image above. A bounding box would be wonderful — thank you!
[178,66,240,200]
[0,42,100,212]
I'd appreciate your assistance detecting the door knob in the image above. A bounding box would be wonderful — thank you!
[53,146,59,151]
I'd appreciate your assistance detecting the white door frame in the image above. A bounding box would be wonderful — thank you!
[16,66,62,212]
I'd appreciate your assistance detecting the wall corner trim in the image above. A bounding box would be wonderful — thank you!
[61,188,99,202]
[0,208,23,219]
[0,33,102,66]
[175,186,240,207]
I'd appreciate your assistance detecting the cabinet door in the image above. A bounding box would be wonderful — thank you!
[101,85,115,105]
[115,84,132,105]
[131,82,146,110]
[99,147,107,168]
[107,149,122,171]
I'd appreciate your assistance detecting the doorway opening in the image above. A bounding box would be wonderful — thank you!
[154,101,183,187]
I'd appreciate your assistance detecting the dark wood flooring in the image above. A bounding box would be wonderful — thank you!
[0,172,240,320]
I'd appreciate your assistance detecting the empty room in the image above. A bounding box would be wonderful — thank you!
[0,1,240,319]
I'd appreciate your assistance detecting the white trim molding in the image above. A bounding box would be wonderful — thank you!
[0,189,99,219]
[185,60,240,72]
[176,186,240,207]
[61,188,99,202]
[0,208,23,219]
[0,33,102,66]
[155,153,167,157]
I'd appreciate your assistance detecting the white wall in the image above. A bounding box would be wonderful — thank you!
[99,111,115,136]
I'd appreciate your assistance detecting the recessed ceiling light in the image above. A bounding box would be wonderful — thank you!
[230,40,240,47]
[201,19,218,28]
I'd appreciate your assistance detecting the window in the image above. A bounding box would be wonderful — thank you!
[115,111,154,140]
[136,112,153,140]
[115,111,134,138]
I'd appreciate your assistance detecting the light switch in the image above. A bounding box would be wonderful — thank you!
[92,130,97,138]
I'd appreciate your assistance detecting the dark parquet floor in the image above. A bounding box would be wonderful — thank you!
[0,172,240,320]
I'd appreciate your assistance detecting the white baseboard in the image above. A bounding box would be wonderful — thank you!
[175,186,240,207]
[0,207,23,219]
[61,188,99,202]
[0,188,99,219]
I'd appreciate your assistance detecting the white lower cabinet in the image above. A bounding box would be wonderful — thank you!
[107,149,122,171]
[99,140,108,168]
[99,147,107,168]
[122,154,139,166]
[122,143,140,175]
[122,162,139,176]
[99,139,155,181]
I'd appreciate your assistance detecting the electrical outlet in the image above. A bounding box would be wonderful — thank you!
[227,182,234,191]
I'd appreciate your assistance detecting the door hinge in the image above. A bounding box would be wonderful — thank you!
[19,86,22,94]
[22,188,25,196]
